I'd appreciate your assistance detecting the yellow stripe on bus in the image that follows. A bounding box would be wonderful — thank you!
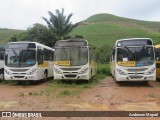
[156,61,160,64]
[117,61,135,67]
[55,61,70,66]
[157,68,160,79]
[155,44,160,48]
[38,61,49,67]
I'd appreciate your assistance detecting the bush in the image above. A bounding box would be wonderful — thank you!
[97,64,111,76]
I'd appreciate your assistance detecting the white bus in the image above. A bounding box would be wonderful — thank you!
[4,41,54,82]
[110,38,156,82]
[54,39,97,80]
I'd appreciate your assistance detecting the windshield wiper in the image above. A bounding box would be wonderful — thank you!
[124,46,133,54]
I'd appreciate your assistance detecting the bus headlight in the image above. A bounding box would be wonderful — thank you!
[146,68,155,75]
[79,68,88,74]
[54,68,63,74]
[5,70,11,75]
[27,69,36,75]
[117,69,127,75]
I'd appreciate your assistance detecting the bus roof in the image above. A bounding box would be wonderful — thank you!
[116,38,152,42]
[115,38,153,47]
[6,41,54,50]
[55,39,88,47]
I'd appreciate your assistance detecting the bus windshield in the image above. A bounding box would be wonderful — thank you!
[5,49,36,67]
[55,47,88,66]
[117,46,154,66]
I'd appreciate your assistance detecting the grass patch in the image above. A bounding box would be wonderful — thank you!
[148,93,157,98]
[17,64,107,97]
[0,80,15,85]
[19,92,25,97]
[95,94,101,97]
[59,90,72,96]
[43,72,106,97]
[29,92,39,96]
[97,64,111,75]
[58,90,81,97]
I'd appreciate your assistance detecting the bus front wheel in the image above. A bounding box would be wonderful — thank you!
[44,70,48,81]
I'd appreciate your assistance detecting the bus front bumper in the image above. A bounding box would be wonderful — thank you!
[115,74,156,81]
[54,73,90,80]
[4,74,37,81]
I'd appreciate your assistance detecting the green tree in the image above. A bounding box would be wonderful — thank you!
[9,23,56,47]
[42,8,79,40]
[10,32,29,42]
[10,35,17,42]
[27,23,56,47]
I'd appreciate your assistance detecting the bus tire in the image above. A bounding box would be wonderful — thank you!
[116,81,121,84]
[44,70,48,81]
[156,78,160,81]
[142,81,148,85]
[91,69,92,79]
[0,69,4,81]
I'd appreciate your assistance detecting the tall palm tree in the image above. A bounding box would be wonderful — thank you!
[42,8,79,39]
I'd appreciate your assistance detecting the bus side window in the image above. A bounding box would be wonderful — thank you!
[48,50,53,61]
[37,49,44,64]
[0,49,4,60]
[112,49,115,62]
[52,51,54,61]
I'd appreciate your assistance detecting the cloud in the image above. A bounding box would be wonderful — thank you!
[113,0,160,21]
[0,0,160,29]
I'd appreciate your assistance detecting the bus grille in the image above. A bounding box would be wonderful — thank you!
[61,68,80,71]
[127,68,148,72]
[64,75,77,78]
[129,76,143,79]
[10,69,29,72]
[14,76,25,78]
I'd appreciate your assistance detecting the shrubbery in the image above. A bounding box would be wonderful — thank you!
[97,64,111,76]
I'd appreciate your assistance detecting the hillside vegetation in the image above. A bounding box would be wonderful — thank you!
[0,13,160,63]
[70,13,160,63]
[0,28,23,45]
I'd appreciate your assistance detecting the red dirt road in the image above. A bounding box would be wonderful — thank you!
[0,77,160,120]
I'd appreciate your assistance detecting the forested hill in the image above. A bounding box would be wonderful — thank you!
[70,13,160,62]
[1,13,160,62]
[71,13,160,48]
[0,28,23,44]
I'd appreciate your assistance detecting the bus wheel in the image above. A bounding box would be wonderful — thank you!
[28,80,34,84]
[116,81,121,84]
[92,76,96,80]
[91,69,92,79]
[0,69,4,81]
[0,73,4,81]
[142,81,148,85]
[156,78,160,82]
[44,70,48,81]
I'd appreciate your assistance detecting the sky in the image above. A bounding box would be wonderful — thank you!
[0,0,160,30]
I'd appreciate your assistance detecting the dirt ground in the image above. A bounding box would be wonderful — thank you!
[0,77,160,120]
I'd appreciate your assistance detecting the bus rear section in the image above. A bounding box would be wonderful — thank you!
[155,44,160,79]
[110,38,156,82]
